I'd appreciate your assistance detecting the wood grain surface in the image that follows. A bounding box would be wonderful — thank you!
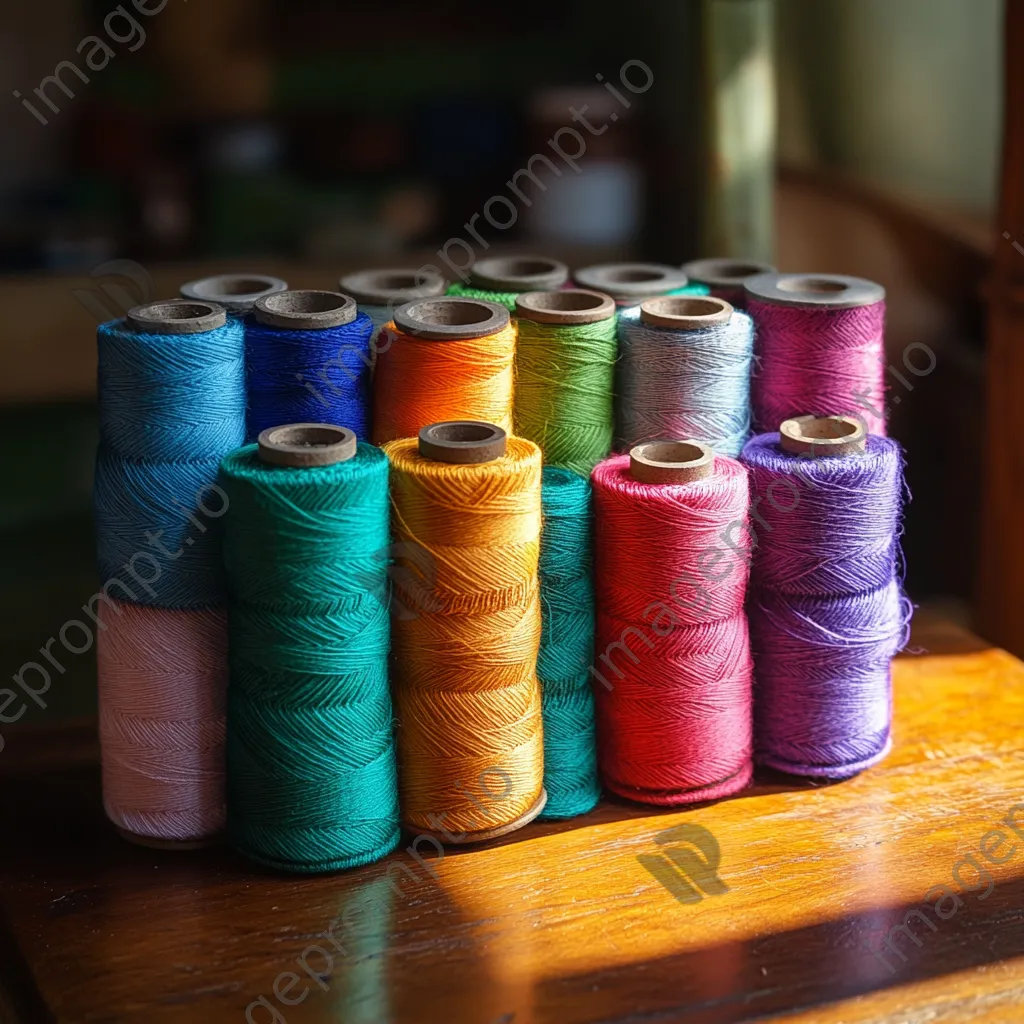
[1,611,1022,1024]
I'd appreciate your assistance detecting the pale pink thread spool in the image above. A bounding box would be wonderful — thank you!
[97,599,227,847]
[746,273,887,436]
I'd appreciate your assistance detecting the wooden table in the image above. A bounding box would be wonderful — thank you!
[2,612,1023,1023]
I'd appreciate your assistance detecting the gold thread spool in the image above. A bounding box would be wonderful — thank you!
[385,421,546,844]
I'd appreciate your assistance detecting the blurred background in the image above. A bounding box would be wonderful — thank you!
[0,0,1009,722]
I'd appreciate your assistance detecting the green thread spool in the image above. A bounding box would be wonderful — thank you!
[538,467,600,819]
[448,255,569,311]
[514,289,618,475]
[220,424,400,873]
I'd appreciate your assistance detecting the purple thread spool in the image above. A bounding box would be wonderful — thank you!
[740,415,911,780]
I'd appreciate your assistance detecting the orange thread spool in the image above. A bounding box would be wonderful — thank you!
[383,422,547,842]
[372,298,516,445]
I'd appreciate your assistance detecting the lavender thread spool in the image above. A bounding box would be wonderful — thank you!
[617,295,754,456]
[740,415,911,780]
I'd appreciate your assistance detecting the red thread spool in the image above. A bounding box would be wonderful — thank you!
[591,441,754,805]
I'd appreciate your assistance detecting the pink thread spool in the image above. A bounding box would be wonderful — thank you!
[97,600,227,849]
[746,273,887,436]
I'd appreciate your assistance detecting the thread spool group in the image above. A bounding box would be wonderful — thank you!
[92,251,905,874]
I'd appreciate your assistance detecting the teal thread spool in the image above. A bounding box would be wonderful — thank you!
[538,467,600,819]
[220,424,400,873]
[447,255,569,311]
[514,289,618,476]
[340,267,448,334]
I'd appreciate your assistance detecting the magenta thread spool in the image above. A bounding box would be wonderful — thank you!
[682,258,775,309]
[746,273,887,436]
[740,415,910,780]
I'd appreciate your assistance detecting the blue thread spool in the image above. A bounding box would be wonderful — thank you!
[94,299,245,609]
[617,295,754,457]
[246,290,374,442]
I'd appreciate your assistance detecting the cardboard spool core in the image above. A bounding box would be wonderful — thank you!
[180,274,288,312]
[779,415,867,457]
[640,295,734,330]
[411,788,549,846]
[339,268,447,306]
[682,258,775,288]
[630,440,714,484]
[252,290,357,330]
[257,424,357,467]
[127,299,226,335]
[470,255,569,292]
[745,272,885,310]
[393,297,509,340]
[574,262,689,301]
[418,421,507,464]
[515,288,615,325]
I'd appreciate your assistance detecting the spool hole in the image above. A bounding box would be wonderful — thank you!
[499,258,560,277]
[414,299,495,327]
[430,422,500,445]
[262,291,350,316]
[715,262,765,279]
[640,440,706,465]
[530,291,607,313]
[651,297,723,318]
[777,277,850,296]
[267,424,348,448]
[373,272,421,291]
[145,301,216,321]
[606,268,666,283]
[214,277,277,296]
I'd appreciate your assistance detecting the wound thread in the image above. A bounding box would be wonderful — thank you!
[592,452,753,805]
[220,441,401,872]
[383,434,545,837]
[514,316,617,475]
[245,313,374,442]
[97,600,227,842]
[740,432,911,778]
[372,322,516,445]
[537,468,600,819]
[617,305,754,456]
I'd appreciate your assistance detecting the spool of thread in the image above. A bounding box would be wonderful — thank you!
[95,299,245,609]
[447,255,569,311]
[247,290,374,442]
[220,424,401,872]
[384,421,546,842]
[592,441,753,805]
[681,258,775,309]
[746,273,887,436]
[97,599,227,847]
[372,298,515,445]
[95,298,243,847]
[537,467,600,819]
[573,262,709,308]
[180,273,288,314]
[740,415,910,779]
[339,267,448,334]
[514,289,617,475]
[617,296,754,457]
